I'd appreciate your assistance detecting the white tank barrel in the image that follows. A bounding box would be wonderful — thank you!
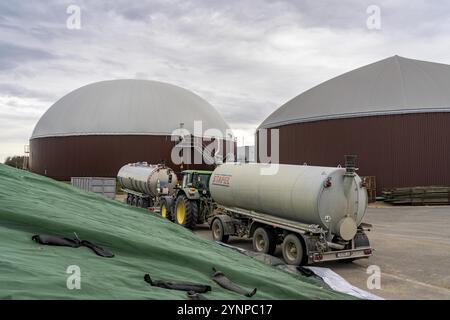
[117,162,178,197]
[209,163,367,240]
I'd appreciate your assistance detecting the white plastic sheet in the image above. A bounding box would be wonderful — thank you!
[305,266,383,300]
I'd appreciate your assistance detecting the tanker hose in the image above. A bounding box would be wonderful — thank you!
[212,267,257,297]
[144,274,212,293]
[187,290,209,300]
[327,241,345,250]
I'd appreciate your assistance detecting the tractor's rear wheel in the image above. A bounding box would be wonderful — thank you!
[174,195,198,229]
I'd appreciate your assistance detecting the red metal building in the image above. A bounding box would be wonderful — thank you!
[30,80,235,180]
[258,56,450,194]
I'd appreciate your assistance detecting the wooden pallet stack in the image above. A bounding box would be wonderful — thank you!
[362,176,377,203]
[383,186,450,205]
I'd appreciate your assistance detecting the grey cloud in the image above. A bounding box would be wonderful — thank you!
[0,112,39,122]
[115,6,153,21]
[0,42,57,70]
[102,0,193,21]
[0,0,72,20]
[201,90,278,128]
[2,0,448,34]
[0,83,57,100]
[99,58,126,68]
[104,0,440,32]
[221,101,275,127]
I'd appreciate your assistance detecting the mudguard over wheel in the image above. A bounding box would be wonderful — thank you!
[211,218,229,243]
[340,232,371,263]
[174,195,198,229]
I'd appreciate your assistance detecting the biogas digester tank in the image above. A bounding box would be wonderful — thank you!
[209,163,367,240]
[117,163,178,197]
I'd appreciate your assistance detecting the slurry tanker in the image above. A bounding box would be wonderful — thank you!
[118,163,214,228]
[117,162,178,208]
[208,157,373,265]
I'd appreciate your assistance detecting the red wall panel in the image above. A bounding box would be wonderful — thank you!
[257,112,450,194]
[30,135,236,180]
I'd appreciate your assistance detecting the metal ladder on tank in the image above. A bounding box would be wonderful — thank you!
[176,135,223,165]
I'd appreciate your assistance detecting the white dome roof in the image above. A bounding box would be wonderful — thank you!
[31,79,232,139]
[260,56,450,128]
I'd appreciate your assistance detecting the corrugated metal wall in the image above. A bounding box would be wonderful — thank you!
[30,135,236,180]
[71,177,116,199]
[257,112,450,195]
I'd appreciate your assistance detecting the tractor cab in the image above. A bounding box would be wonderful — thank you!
[180,170,212,195]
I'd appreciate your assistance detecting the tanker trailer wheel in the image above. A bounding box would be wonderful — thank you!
[126,194,132,205]
[282,233,304,265]
[160,200,172,220]
[174,195,198,229]
[252,227,276,255]
[137,197,144,208]
[211,218,229,243]
[131,196,138,207]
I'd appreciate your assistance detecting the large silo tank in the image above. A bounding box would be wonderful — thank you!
[117,163,178,197]
[209,163,367,240]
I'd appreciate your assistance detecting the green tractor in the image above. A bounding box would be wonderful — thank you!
[159,170,215,229]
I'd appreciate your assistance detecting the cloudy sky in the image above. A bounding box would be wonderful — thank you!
[1,0,450,161]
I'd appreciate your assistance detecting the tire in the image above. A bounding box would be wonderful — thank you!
[197,208,206,225]
[211,218,229,243]
[126,194,132,205]
[137,197,144,208]
[174,195,198,229]
[252,227,276,255]
[160,200,171,220]
[282,233,304,265]
[131,196,138,207]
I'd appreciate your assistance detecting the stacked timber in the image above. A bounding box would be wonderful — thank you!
[383,186,450,205]
[362,176,377,203]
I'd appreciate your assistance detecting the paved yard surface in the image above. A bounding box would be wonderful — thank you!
[195,205,450,300]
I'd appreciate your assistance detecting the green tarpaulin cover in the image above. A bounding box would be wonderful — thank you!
[0,164,351,299]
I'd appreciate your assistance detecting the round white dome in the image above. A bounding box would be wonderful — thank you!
[260,56,450,128]
[31,79,231,139]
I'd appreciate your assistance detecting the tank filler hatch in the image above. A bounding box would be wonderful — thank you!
[344,155,357,175]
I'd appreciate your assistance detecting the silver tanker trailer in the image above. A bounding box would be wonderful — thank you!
[209,157,373,265]
[117,162,178,208]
